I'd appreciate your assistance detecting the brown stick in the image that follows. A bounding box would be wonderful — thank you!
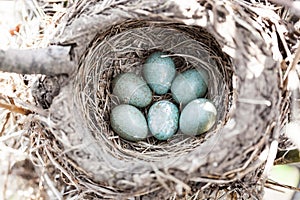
[0,46,76,76]
[0,102,32,115]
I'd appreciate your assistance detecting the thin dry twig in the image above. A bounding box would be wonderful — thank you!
[266,179,300,192]
[0,101,32,115]
[0,112,10,136]
[283,44,300,82]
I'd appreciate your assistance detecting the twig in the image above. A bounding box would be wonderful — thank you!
[237,98,271,106]
[223,147,259,177]
[284,44,300,82]
[291,44,300,72]
[189,176,234,184]
[0,101,32,115]
[0,46,75,76]
[266,179,300,192]
[275,148,300,165]
[262,140,279,179]
[0,112,10,136]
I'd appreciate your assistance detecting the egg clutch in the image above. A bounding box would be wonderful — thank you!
[110,51,217,142]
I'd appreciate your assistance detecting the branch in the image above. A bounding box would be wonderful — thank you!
[0,46,76,76]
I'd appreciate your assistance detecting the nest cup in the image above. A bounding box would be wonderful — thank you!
[75,21,232,164]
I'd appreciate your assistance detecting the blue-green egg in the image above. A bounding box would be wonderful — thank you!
[143,52,176,95]
[112,72,152,108]
[171,69,208,105]
[147,100,179,140]
[110,104,148,141]
[179,98,217,136]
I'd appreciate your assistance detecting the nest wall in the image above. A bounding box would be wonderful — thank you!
[32,0,286,198]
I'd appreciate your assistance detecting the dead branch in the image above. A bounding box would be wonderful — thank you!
[0,46,75,76]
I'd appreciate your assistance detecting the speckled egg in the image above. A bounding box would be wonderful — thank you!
[147,100,179,140]
[179,98,217,136]
[112,72,152,108]
[143,52,176,95]
[110,104,148,141]
[171,69,208,105]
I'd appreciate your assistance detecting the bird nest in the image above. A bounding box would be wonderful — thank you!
[27,0,295,199]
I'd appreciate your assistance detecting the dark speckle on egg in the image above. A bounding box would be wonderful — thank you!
[147,100,179,140]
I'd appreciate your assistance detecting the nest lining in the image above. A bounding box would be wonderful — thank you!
[75,21,232,164]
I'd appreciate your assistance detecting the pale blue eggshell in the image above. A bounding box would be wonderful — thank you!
[147,100,179,140]
[179,98,217,136]
[143,52,176,94]
[110,104,148,141]
[112,72,152,108]
[171,69,208,105]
